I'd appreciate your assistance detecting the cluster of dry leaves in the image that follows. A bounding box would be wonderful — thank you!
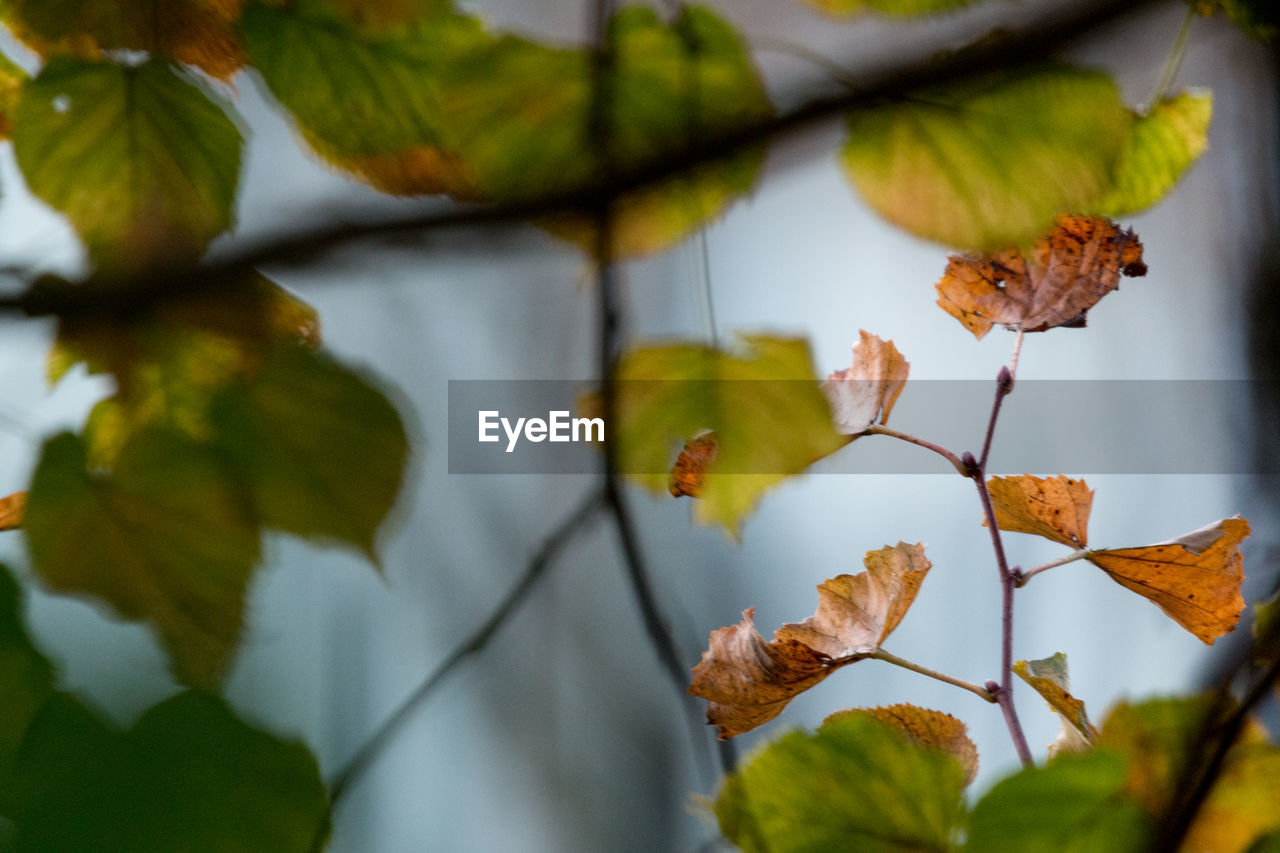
[673,214,1251,757]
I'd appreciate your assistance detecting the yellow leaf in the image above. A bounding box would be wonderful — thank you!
[1013,652,1097,757]
[1087,517,1249,644]
[822,704,979,785]
[987,474,1093,548]
[0,492,25,532]
[1099,696,1280,853]
[935,215,1147,340]
[610,334,848,535]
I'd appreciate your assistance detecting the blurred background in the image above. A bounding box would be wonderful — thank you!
[0,0,1277,850]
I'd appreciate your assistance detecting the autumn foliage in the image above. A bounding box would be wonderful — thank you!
[0,0,1274,851]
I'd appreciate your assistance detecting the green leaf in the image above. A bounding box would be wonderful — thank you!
[243,2,772,256]
[240,0,482,197]
[211,345,408,561]
[964,749,1151,852]
[715,712,967,852]
[22,430,260,689]
[439,5,773,255]
[796,0,984,18]
[47,273,320,464]
[13,692,329,852]
[610,334,847,534]
[1248,829,1280,853]
[1,0,246,78]
[1099,696,1280,852]
[1094,92,1213,217]
[0,565,54,810]
[13,57,242,274]
[841,65,1131,250]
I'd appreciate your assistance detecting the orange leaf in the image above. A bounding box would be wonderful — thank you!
[687,608,836,740]
[821,330,910,434]
[689,542,931,738]
[935,214,1147,339]
[668,431,718,498]
[1088,517,1250,644]
[822,703,979,785]
[987,474,1093,548]
[776,542,931,657]
[0,491,26,531]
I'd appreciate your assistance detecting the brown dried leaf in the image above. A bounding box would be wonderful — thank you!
[689,543,932,739]
[987,474,1093,548]
[668,431,718,498]
[822,704,979,785]
[688,608,836,740]
[935,214,1147,339]
[0,491,26,531]
[1088,517,1250,644]
[776,542,932,657]
[821,330,910,434]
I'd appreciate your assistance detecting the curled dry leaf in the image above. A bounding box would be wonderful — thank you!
[668,431,718,498]
[987,474,1092,548]
[0,492,25,531]
[935,215,1147,339]
[822,703,979,785]
[821,330,910,434]
[1087,516,1249,644]
[1012,652,1096,758]
[689,542,931,739]
[687,609,833,740]
[776,542,931,658]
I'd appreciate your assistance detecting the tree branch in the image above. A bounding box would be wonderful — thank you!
[0,0,1162,320]
[969,372,1034,768]
[316,489,606,840]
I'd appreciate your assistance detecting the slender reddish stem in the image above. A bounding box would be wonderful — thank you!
[971,373,1034,768]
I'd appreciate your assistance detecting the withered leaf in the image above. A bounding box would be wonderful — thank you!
[0,492,26,531]
[688,608,835,740]
[936,215,1146,339]
[987,474,1093,548]
[821,330,910,434]
[1013,652,1097,758]
[689,542,931,738]
[776,542,931,658]
[822,703,979,785]
[668,431,718,498]
[1087,517,1249,645]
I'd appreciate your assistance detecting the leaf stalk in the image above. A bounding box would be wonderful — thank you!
[871,648,996,703]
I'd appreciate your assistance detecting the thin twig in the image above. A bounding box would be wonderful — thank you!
[860,424,968,475]
[316,490,606,837]
[0,0,1160,320]
[1008,329,1026,385]
[871,649,997,702]
[1149,4,1197,107]
[750,36,861,90]
[1015,547,1091,587]
[978,367,1013,471]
